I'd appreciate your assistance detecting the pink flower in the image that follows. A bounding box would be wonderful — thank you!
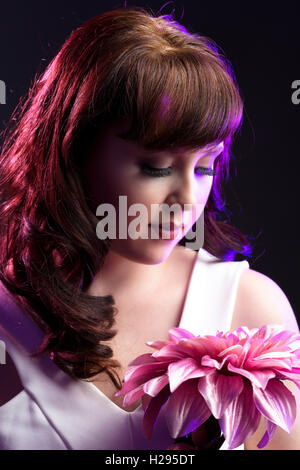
[115,324,300,449]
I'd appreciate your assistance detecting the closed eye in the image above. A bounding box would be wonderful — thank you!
[141,164,216,177]
[195,167,216,176]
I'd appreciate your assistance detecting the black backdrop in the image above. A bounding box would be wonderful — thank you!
[0,1,299,325]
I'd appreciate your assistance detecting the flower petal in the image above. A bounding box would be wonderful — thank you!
[201,355,221,369]
[184,336,224,358]
[257,419,277,449]
[197,372,244,419]
[253,379,296,433]
[128,353,156,366]
[145,340,170,350]
[272,368,300,388]
[168,327,196,342]
[168,357,213,393]
[152,343,190,361]
[116,362,167,396]
[254,350,294,360]
[234,326,253,338]
[219,380,261,449]
[218,344,243,358]
[270,329,299,345]
[141,393,152,411]
[170,338,215,361]
[142,385,170,440]
[248,358,293,371]
[143,373,169,396]
[228,363,275,389]
[164,379,211,438]
[251,325,274,341]
[121,384,145,407]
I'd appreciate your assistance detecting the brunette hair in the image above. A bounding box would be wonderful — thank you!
[0,5,254,389]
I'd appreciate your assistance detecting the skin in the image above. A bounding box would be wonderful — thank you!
[82,119,223,295]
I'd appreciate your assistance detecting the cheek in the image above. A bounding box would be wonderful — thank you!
[197,178,214,204]
[90,169,158,228]
[112,174,163,207]
[189,179,214,223]
[125,182,162,227]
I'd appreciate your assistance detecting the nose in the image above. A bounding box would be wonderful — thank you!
[165,169,199,212]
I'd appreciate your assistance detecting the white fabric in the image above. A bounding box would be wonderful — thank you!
[0,248,249,450]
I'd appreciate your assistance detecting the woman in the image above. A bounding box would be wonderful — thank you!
[0,6,299,450]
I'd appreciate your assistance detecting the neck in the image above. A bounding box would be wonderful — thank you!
[86,246,178,299]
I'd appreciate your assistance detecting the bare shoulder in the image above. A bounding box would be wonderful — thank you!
[231,267,299,333]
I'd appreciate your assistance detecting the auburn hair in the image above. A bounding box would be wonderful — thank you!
[0,6,254,390]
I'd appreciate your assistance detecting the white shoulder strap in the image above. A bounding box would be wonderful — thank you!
[179,249,250,336]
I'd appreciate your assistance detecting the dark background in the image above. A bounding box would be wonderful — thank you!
[0,1,299,325]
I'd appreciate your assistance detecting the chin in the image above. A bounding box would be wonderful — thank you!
[113,238,177,265]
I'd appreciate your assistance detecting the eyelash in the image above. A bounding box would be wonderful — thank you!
[141,164,216,178]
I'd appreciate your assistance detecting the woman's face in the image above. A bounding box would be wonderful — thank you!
[82,120,224,265]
